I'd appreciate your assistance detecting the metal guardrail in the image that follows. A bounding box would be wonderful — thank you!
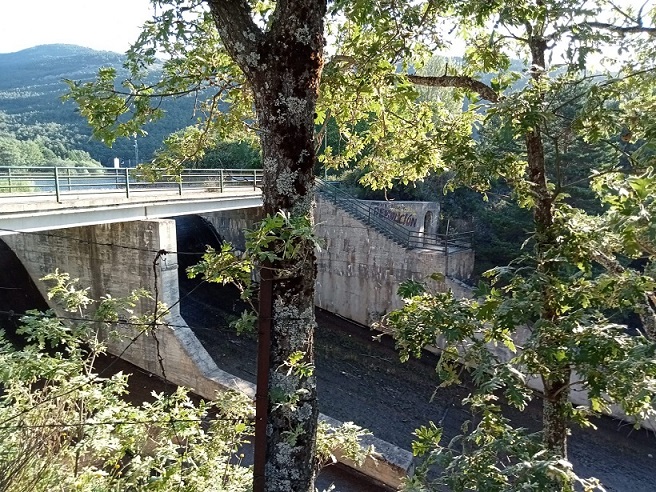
[0,167,471,252]
[316,179,473,252]
[0,166,263,201]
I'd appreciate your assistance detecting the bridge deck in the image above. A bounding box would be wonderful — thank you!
[0,167,264,236]
[0,188,262,236]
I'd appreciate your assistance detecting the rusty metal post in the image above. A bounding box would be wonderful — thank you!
[253,263,273,492]
[54,167,61,203]
[125,168,130,198]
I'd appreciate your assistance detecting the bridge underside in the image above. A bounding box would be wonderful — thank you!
[0,190,262,236]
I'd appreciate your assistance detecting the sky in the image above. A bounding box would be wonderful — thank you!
[0,0,652,56]
[0,0,154,54]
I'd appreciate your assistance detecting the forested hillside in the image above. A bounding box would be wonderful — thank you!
[0,44,197,166]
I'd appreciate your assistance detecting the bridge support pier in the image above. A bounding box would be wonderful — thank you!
[2,219,219,387]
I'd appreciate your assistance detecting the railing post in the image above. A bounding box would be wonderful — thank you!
[66,168,72,192]
[7,167,12,193]
[54,167,61,203]
[444,231,450,277]
[219,169,224,193]
[253,169,257,191]
[178,172,183,195]
[125,168,130,198]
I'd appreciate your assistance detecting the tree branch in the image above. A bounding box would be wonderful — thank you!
[585,21,656,35]
[206,0,264,73]
[407,74,499,102]
[547,20,656,41]
[606,0,639,23]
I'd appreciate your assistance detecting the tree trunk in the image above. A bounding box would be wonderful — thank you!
[526,25,571,459]
[208,1,327,490]
[542,373,571,458]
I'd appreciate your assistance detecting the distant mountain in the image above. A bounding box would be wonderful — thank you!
[0,44,197,166]
[0,44,123,89]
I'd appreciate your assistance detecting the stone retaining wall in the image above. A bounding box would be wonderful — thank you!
[314,195,474,326]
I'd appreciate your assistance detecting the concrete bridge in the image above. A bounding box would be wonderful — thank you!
[0,167,474,325]
[1,166,476,488]
[0,166,263,235]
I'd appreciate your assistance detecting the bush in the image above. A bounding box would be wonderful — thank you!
[0,272,253,492]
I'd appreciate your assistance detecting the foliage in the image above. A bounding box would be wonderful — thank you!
[0,131,101,169]
[315,420,373,472]
[387,216,656,490]
[404,399,603,492]
[316,2,451,189]
[187,212,322,334]
[0,272,254,492]
[195,139,261,169]
[187,242,256,334]
[378,0,656,490]
[1,271,372,491]
[452,189,533,278]
[63,12,252,174]
[244,212,320,269]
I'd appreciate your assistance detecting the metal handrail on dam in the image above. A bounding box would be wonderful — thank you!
[0,166,263,201]
[316,178,473,252]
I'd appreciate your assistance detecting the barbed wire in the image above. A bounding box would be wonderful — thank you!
[0,416,250,431]
[0,309,310,329]
[0,227,453,275]
[1,309,184,328]
[0,248,218,426]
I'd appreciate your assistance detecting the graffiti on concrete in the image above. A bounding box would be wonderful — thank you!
[372,203,418,227]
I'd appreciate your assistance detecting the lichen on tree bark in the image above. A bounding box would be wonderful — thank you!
[207,1,327,490]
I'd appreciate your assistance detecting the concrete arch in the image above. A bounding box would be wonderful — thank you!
[0,237,50,343]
